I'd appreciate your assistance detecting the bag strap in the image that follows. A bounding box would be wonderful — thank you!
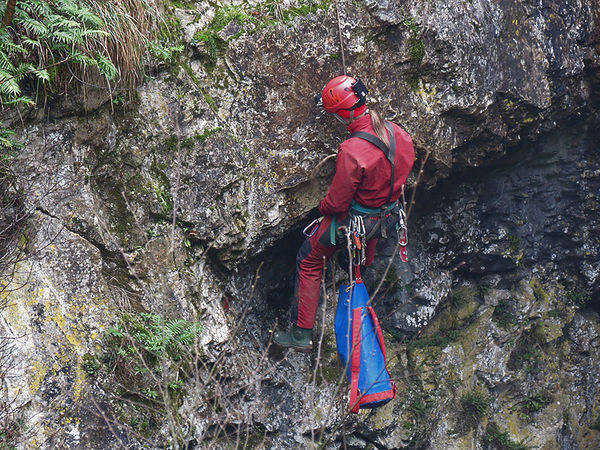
[367,306,397,399]
[349,307,363,413]
[367,306,387,360]
[350,121,397,205]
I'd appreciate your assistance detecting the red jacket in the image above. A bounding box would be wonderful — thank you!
[319,114,415,216]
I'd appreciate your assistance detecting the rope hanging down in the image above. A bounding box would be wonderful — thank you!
[334,0,347,75]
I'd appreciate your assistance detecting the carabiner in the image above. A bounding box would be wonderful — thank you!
[303,218,322,237]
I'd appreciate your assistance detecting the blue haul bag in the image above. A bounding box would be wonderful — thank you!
[335,279,396,413]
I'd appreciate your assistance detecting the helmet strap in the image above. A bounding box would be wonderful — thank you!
[334,114,347,124]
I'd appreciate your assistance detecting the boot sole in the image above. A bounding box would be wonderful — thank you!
[273,342,312,353]
[294,346,312,353]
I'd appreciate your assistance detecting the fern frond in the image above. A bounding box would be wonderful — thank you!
[21,37,41,49]
[0,40,26,55]
[30,67,49,82]
[81,29,109,38]
[16,1,48,17]
[0,53,15,72]
[2,95,34,107]
[11,62,35,82]
[18,17,49,36]
[60,2,103,28]
[51,30,83,45]
[53,18,82,32]
[0,128,23,150]
[0,71,21,98]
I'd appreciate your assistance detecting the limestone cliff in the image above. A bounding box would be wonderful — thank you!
[1,0,599,448]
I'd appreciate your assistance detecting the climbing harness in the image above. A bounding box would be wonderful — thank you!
[348,121,410,262]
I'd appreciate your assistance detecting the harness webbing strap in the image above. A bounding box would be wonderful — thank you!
[385,122,396,204]
[350,199,397,215]
[349,121,397,205]
[329,215,338,246]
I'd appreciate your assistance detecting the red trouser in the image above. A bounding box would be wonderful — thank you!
[293,215,377,329]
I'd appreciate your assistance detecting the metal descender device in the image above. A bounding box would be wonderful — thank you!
[398,206,408,262]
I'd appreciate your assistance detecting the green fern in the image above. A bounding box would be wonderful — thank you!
[118,312,204,361]
[0,128,23,150]
[0,0,118,107]
[96,54,117,80]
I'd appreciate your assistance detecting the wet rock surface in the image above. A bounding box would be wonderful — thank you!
[0,0,599,448]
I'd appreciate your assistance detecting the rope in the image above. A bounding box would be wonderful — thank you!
[334,0,347,75]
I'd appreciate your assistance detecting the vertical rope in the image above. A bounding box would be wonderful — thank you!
[335,0,347,75]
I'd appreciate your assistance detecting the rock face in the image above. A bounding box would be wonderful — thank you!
[1,0,599,448]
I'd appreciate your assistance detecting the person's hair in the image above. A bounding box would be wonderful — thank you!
[369,109,390,148]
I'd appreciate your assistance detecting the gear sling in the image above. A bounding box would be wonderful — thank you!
[334,121,401,412]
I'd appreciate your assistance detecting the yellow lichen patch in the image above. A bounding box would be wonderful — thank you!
[29,360,49,395]
[506,413,525,440]
[529,278,549,303]
[5,293,30,334]
[72,364,88,402]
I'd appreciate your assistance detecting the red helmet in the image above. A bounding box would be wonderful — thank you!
[317,75,368,119]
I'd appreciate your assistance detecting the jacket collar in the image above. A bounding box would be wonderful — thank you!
[347,113,372,134]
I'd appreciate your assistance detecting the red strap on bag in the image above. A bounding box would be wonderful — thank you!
[349,307,362,413]
[367,306,387,359]
[368,306,397,400]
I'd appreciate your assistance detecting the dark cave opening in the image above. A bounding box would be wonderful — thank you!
[252,209,321,318]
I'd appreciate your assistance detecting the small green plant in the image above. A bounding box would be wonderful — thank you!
[530,279,548,302]
[102,312,203,384]
[408,399,427,420]
[408,329,459,351]
[148,41,184,65]
[279,0,331,22]
[493,299,517,329]
[192,5,248,67]
[124,312,202,360]
[591,415,600,432]
[547,308,565,319]
[141,388,158,399]
[478,282,490,298]
[521,347,543,374]
[409,37,425,62]
[0,0,122,107]
[508,325,546,375]
[0,128,22,152]
[407,74,420,91]
[521,392,552,418]
[566,287,591,307]
[196,126,223,143]
[384,264,404,291]
[449,290,466,308]
[401,11,425,63]
[485,422,529,450]
[508,235,521,254]
[460,390,489,428]
[81,353,101,377]
[0,408,25,448]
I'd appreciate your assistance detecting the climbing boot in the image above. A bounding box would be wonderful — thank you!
[273,325,313,353]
